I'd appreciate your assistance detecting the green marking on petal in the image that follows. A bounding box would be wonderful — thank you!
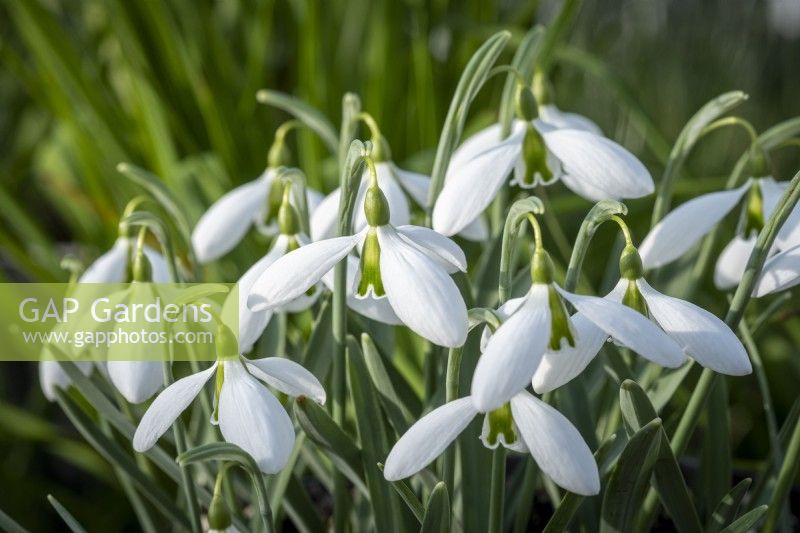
[622,279,649,317]
[264,176,284,226]
[548,286,575,351]
[743,180,764,237]
[212,363,225,423]
[520,124,552,187]
[486,403,517,447]
[357,228,385,298]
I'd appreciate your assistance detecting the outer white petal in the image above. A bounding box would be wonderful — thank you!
[353,164,411,232]
[229,236,289,353]
[458,216,490,241]
[754,244,800,296]
[396,225,467,273]
[433,132,523,236]
[557,285,685,368]
[471,285,551,412]
[532,313,608,394]
[511,391,600,495]
[192,171,272,263]
[39,360,92,401]
[248,233,361,311]
[538,104,603,136]
[133,363,217,452]
[542,129,653,201]
[145,246,171,282]
[321,255,404,325]
[309,188,341,241]
[108,361,164,404]
[383,397,477,481]
[713,235,756,290]
[245,357,325,404]
[218,361,295,474]
[639,184,750,269]
[637,279,751,375]
[378,226,467,347]
[479,297,525,352]
[80,238,129,282]
[448,122,503,170]
[392,164,430,206]
[762,178,800,250]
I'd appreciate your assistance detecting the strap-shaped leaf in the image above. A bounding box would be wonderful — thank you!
[300,296,334,380]
[721,506,768,533]
[707,478,752,533]
[0,507,27,533]
[420,482,451,533]
[294,396,368,496]
[619,380,702,533]
[347,336,402,533]
[256,89,338,154]
[360,333,414,434]
[47,495,88,533]
[177,442,274,532]
[600,418,662,533]
[498,26,545,137]
[378,463,425,524]
[426,30,511,216]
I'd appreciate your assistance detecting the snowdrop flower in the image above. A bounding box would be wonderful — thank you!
[472,218,685,411]
[753,242,800,296]
[133,328,325,474]
[39,349,92,401]
[384,390,599,496]
[534,241,751,394]
[227,184,321,353]
[432,86,653,236]
[639,177,800,289]
[311,137,488,242]
[249,159,469,348]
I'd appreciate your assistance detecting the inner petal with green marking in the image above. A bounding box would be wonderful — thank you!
[357,228,385,298]
[548,286,576,351]
[483,403,518,448]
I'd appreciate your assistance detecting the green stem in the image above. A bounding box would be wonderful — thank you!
[488,447,506,533]
[564,200,628,292]
[498,197,544,302]
[442,347,463,492]
[763,414,800,533]
[669,170,800,458]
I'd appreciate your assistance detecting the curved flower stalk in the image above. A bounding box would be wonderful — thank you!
[227,183,322,353]
[639,177,800,288]
[249,159,469,348]
[534,233,751,394]
[432,86,653,236]
[134,329,325,474]
[753,242,800,296]
[192,123,324,263]
[471,214,684,412]
[384,390,599,496]
[310,116,488,242]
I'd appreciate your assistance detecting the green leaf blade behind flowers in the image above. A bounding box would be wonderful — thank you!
[619,380,702,533]
[420,482,451,533]
[707,478,752,533]
[720,506,769,533]
[360,333,415,434]
[47,495,88,533]
[600,418,661,533]
[498,25,545,138]
[256,89,339,155]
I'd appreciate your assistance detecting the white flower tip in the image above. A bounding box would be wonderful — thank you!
[132,430,152,453]
[246,293,272,313]
[116,162,129,173]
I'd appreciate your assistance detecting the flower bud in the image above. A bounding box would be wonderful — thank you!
[514,84,538,122]
[619,244,644,280]
[364,186,391,227]
[207,490,232,532]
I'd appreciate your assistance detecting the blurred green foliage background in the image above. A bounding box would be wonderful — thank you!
[1,0,800,530]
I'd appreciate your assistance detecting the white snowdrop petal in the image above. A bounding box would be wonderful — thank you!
[754,244,800,296]
[396,225,467,273]
[538,104,603,136]
[309,187,341,241]
[637,279,751,375]
[383,397,477,481]
[218,361,295,474]
[713,235,756,290]
[392,165,431,206]
[245,357,325,404]
[542,129,653,201]
[471,285,551,412]
[458,216,490,241]
[479,296,525,352]
[433,132,523,236]
[145,246,172,282]
[39,360,92,402]
[378,226,467,347]
[108,361,164,404]
[352,164,412,232]
[133,363,217,452]
[557,287,685,368]
[80,238,130,282]
[248,233,361,311]
[192,172,271,263]
[533,313,608,394]
[639,184,750,269]
[511,392,600,496]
